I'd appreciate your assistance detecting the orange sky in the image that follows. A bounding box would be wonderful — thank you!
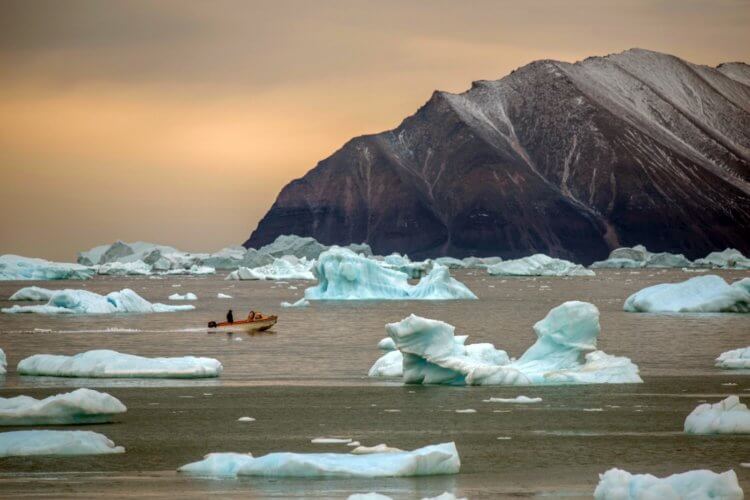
[1,0,748,261]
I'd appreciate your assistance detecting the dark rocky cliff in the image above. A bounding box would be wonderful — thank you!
[244,49,750,263]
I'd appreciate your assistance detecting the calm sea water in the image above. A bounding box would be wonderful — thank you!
[0,270,748,498]
[0,269,748,388]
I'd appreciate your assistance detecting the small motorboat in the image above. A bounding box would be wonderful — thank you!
[208,314,277,333]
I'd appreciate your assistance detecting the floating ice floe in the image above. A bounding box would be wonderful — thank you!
[0,348,6,375]
[169,292,197,301]
[17,350,222,378]
[487,254,594,277]
[258,234,373,260]
[161,265,215,275]
[0,254,94,281]
[217,293,233,299]
[350,444,404,454]
[226,256,315,281]
[178,442,459,478]
[590,245,696,269]
[462,256,503,269]
[96,261,152,276]
[311,437,352,444]
[483,396,542,403]
[594,468,743,499]
[384,302,641,386]
[684,396,750,434]
[280,298,310,308]
[379,253,432,279]
[237,416,255,422]
[694,248,750,269]
[0,388,126,426]
[3,287,195,315]
[623,275,750,313]
[716,347,750,369]
[368,334,507,379]
[434,257,467,269]
[305,248,476,300]
[0,430,124,457]
[348,493,464,500]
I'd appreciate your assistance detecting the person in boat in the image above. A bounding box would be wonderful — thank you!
[226,309,234,324]
[248,311,256,320]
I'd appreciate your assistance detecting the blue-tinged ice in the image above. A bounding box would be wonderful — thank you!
[684,396,750,434]
[0,430,124,457]
[380,253,432,278]
[169,292,197,301]
[716,347,750,369]
[623,275,750,313]
[96,260,153,276]
[594,468,743,499]
[226,256,315,281]
[0,254,94,281]
[694,248,750,269]
[487,254,594,276]
[281,298,310,308]
[3,287,195,314]
[0,388,126,426]
[178,442,460,478]
[0,348,6,375]
[305,248,476,300]
[17,349,222,378]
[384,302,641,386]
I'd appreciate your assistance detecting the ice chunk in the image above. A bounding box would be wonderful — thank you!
[594,468,743,499]
[487,254,594,276]
[311,437,352,444]
[378,337,396,351]
[161,265,215,275]
[684,396,750,434]
[96,261,152,276]
[0,388,126,425]
[716,347,750,369]
[199,246,247,270]
[380,253,432,279]
[694,248,750,269]
[178,442,460,478]
[348,494,392,500]
[305,248,476,300]
[462,256,503,269]
[644,252,692,268]
[217,293,233,299]
[2,287,194,315]
[226,256,315,281]
[281,298,310,308]
[237,416,255,422]
[368,351,404,378]
[169,292,197,301]
[590,257,644,269]
[0,430,124,457]
[258,234,328,260]
[78,241,180,266]
[386,302,641,386]
[351,444,404,454]
[9,286,53,301]
[17,349,222,378]
[623,275,750,313]
[434,257,467,269]
[0,254,94,281]
[482,396,541,403]
[0,348,6,375]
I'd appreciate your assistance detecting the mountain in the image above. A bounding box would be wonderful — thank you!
[244,49,750,263]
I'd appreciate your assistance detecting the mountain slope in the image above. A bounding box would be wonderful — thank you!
[244,49,750,263]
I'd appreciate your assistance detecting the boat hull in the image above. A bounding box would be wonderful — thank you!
[210,317,277,332]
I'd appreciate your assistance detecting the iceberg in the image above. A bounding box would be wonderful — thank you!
[2,287,195,315]
[226,256,315,281]
[487,254,594,276]
[161,265,215,275]
[623,275,750,313]
[17,349,222,378]
[281,298,310,308]
[96,260,152,276]
[643,252,692,268]
[380,253,432,279]
[0,348,6,375]
[684,396,750,434]
[257,234,373,260]
[462,256,503,269]
[0,388,126,426]
[78,241,180,266]
[0,254,94,281]
[178,442,460,478]
[590,257,644,269]
[0,430,124,457]
[385,302,641,386]
[169,292,197,301]
[694,248,750,269]
[434,257,467,269]
[305,248,476,300]
[591,245,694,269]
[217,293,233,299]
[199,246,248,270]
[716,347,750,369]
[594,468,743,499]
[368,333,508,380]
[483,396,542,403]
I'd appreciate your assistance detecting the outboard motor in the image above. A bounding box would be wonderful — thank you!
[207,321,217,328]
